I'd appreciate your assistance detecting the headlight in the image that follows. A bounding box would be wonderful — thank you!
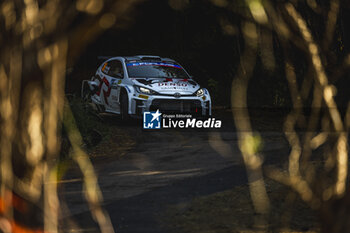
[135,86,156,95]
[196,88,204,97]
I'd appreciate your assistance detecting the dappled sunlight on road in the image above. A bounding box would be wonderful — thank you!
[109,168,203,177]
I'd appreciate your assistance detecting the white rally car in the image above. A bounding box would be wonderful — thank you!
[81,55,212,120]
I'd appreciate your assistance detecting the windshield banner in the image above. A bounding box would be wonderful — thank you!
[127,62,182,69]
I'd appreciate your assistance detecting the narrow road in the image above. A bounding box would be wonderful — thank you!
[59,110,289,232]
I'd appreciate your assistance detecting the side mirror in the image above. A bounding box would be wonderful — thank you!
[89,81,98,89]
[88,81,99,94]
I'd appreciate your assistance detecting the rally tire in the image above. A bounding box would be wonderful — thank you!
[120,93,131,121]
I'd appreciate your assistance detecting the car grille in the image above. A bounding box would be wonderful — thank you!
[150,99,202,114]
[156,92,196,97]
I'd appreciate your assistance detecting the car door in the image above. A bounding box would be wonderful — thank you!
[104,59,124,112]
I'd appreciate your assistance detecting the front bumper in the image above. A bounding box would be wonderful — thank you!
[130,94,211,116]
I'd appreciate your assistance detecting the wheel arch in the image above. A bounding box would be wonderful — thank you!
[119,86,134,114]
[119,86,129,100]
[119,86,133,119]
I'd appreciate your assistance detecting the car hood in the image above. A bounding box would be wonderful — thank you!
[132,78,200,94]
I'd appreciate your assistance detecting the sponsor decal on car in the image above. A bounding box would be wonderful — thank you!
[158,82,187,87]
[138,94,149,99]
[143,110,221,129]
[127,62,182,69]
[101,62,108,71]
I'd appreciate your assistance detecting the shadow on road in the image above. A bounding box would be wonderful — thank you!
[66,165,247,233]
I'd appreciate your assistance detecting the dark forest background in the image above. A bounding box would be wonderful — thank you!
[67,0,350,109]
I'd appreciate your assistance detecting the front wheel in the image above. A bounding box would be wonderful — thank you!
[120,94,131,121]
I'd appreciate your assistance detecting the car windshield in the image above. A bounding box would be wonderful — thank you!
[126,62,189,79]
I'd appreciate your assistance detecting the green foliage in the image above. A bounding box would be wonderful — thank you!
[67,96,110,148]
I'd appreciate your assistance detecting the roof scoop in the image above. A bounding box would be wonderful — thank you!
[134,55,162,61]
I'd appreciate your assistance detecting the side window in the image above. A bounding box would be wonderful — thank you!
[101,60,124,78]
[108,60,124,78]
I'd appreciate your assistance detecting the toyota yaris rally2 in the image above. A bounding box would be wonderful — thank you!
[81,55,212,120]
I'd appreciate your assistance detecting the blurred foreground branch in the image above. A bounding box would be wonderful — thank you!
[0,0,144,232]
[63,100,114,233]
[229,0,350,232]
[231,21,270,230]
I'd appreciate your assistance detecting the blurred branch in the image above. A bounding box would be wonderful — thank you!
[265,168,319,206]
[63,100,114,233]
[323,0,339,50]
[41,38,68,233]
[228,0,350,231]
[68,0,145,64]
[285,3,348,199]
[1,0,145,232]
[0,47,22,229]
[231,21,270,229]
